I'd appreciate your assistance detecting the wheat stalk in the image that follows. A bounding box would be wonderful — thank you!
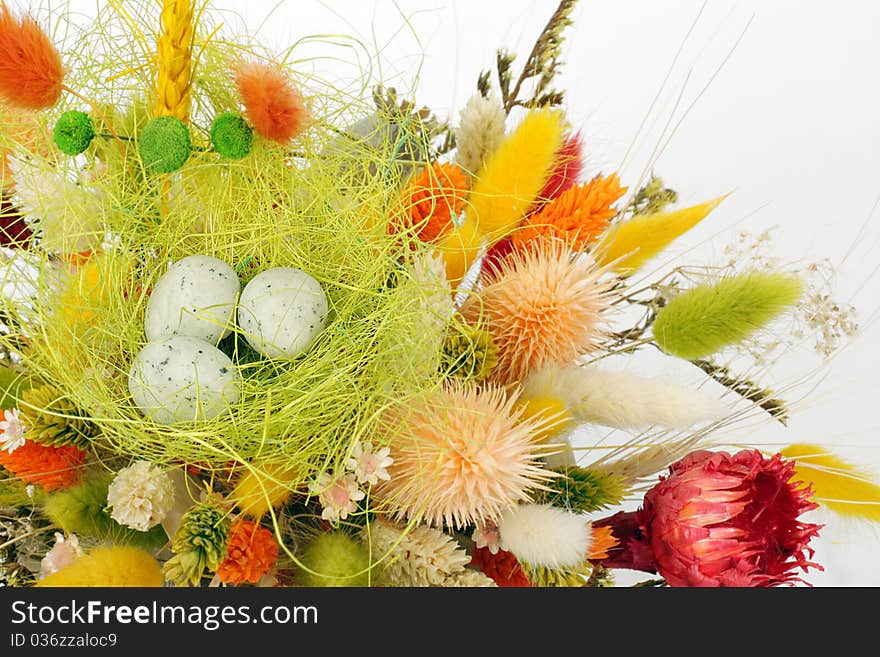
[154,0,194,122]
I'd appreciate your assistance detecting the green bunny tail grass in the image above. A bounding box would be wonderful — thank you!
[537,466,627,513]
[295,531,371,587]
[652,271,804,360]
[42,472,168,551]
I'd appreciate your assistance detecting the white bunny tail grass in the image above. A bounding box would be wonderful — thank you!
[523,363,727,431]
[497,503,590,569]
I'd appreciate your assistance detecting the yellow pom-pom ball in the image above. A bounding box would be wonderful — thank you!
[36,546,164,587]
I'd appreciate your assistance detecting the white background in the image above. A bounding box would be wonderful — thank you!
[25,0,880,585]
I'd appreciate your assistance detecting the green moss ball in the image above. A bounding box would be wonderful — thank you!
[210,112,253,159]
[53,110,95,155]
[297,531,370,587]
[139,116,191,173]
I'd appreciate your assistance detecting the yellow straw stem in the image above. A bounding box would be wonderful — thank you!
[154,0,194,122]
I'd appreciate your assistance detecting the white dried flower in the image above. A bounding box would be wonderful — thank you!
[471,521,501,555]
[361,518,470,587]
[454,93,506,177]
[9,157,105,254]
[310,471,365,523]
[39,532,83,579]
[345,441,393,486]
[107,460,176,532]
[498,503,591,569]
[0,408,27,454]
[443,568,498,587]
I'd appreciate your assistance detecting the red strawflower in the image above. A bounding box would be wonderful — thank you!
[470,546,532,587]
[595,449,823,587]
[217,518,279,586]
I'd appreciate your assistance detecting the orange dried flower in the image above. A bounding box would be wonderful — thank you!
[587,523,618,560]
[392,162,469,243]
[216,518,279,585]
[0,4,64,110]
[470,546,532,587]
[235,61,307,143]
[512,173,627,252]
[0,440,85,491]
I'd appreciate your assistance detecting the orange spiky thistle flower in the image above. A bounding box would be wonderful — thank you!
[0,3,64,110]
[512,173,627,252]
[392,161,469,243]
[461,242,616,385]
[235,61,308,144]
[374,383,555,529]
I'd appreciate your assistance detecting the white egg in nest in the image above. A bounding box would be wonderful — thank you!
[145,254,240,344]
[237,267,329,359]
[128,335,241,424]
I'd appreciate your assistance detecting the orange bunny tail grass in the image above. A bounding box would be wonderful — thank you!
[235,61,307,143]
[461,242,617,385]
[0,441,85,491]
[0,3,63,110]
[374,383,556,529]
[512,173,628,252]
[587,522,618,560]
[781,444,880,524]
[392,161,469,244]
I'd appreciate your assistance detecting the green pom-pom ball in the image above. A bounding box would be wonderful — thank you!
[210,112,253,159]
[139,116,191,173]
[53,110,95,155]
[297,531,370,587]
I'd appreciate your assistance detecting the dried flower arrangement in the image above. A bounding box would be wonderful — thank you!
[0,0,876,589]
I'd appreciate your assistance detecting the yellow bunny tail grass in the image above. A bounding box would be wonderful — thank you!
[154,0,194,122]
[36,546,164,587]
[230,463,303,519]
[596,195,728,274]
[652,271,803,360]
[466,107,565,239]
[438,215,485,287]
[515,395,573,443]
[781,444,880,523]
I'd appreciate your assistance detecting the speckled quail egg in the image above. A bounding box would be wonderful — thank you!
[128,335,241,424]
[236,267,329,359]
[145,254,240,344]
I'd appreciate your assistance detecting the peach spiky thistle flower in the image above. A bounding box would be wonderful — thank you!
[461,241,617,385]
[374,383,557,529]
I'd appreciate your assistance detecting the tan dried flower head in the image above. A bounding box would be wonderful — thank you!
[375,383,554,529]
[461,241,616,385]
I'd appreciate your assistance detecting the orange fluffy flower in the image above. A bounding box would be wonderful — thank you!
[217,518,279,585]
[392,162,468,243]
[0,441,85,491]
[512,173,627,252]
[461,242,615,385]
[235,61,307,143]
[0,4,64,110]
